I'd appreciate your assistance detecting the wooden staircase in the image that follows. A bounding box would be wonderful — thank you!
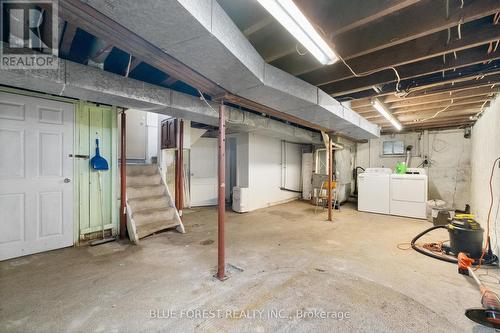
[126,164,185,243]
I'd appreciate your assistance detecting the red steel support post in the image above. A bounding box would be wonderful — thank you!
[175,120,180,209]
[217,103,226,280]
[179,119,184,217]
[328,135,333,222]
[120,109,127,239]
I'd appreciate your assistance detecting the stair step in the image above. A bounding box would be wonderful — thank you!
[136,219,179,239]
[127,173,162,187]
[127,184,165,200]
[132,207,177,227]
[126,164,158,176]
[128,195,170,212]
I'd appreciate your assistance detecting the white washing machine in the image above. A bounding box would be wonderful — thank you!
[390,172,428,219]
[357,168,392,214]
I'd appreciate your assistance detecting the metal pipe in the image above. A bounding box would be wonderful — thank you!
[175,120,180,209]
[328,135,333,222]
[179,119,184,218]
[217,103,226,280]
[120,109,127,239]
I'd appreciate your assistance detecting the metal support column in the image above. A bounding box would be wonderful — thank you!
[327,135,333,222]
[175,120,180,209]
[217,103,226,280]
[120,109,127,239]
[178,119,184,218]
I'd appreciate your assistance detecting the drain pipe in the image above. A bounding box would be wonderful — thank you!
[217,103,227,280]
[119,108,127,239]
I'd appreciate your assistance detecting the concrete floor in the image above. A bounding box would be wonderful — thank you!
[1,201,499,332]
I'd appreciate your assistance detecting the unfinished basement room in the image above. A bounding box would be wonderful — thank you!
[2,0,500,332]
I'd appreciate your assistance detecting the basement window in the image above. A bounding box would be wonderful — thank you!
[382,140,405,155]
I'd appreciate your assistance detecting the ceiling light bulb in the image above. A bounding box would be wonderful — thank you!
[372,98,403,131]
[256,0,338,65]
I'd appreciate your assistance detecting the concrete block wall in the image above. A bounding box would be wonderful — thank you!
[356,129,472,210]
[471,96,500,253]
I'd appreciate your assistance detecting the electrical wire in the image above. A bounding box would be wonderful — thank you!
[415,100,454,123]
[196,88,218,114]
[476,157,500,270]
[336,53,403,94]
[295,43,307,56]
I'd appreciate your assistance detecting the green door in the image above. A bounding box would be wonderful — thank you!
[75,102,118,239]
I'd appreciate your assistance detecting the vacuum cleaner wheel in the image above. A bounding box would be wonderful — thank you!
[465,308,500,329]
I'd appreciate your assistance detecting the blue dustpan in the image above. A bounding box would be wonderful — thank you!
[90,138,109,171]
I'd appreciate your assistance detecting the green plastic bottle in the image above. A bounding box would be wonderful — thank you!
[395,162,407,174]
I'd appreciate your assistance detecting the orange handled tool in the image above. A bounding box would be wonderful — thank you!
[458,252,500,329]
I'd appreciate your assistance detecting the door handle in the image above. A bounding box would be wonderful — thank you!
[64,178,71,183]
[69,154,89,159]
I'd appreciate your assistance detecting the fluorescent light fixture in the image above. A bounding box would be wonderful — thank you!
[256,0,338,65]
[372,98,403,131]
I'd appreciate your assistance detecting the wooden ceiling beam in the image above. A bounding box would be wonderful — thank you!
[87,43,113,63]
[339,71,500,101]
[395,109,482,122]
[386,93,496,109]
[332,0,500,60]
[381,120,474,132]
[296,0,421,38]
[320,47,500,95]
[59,22,77,57]
[358,99,490,116]
[243,16,274,37]
[263,0,420,64]
[351,84,500,108]
[359,104,485,119]
[160,76,179,87]
[372,108,482,123]
[381,115,475,127]
[299,22,500,85]
[357,94,495,115]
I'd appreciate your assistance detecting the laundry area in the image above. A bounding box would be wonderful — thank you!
[1,1,500,332]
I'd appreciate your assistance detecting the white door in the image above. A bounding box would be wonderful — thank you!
[123,109,147,160]
[282,142,302,191]
[0,92,74,261]
[190,137,217,206]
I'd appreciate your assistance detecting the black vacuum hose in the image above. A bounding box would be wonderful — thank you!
[411,225,498,266]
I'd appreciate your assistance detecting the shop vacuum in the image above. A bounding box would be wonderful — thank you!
[411,214,497,264]
[410,214,499,329]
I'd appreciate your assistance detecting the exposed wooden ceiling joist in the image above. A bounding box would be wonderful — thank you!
[383,115,476,126]
[339,71,500,101]
[391,108,483,123]
[320,47,500,95]
[262,0,421,64]
[59,22,77,57]
[331,0,500,60]
[373,107,484,122]
[358,97,491,115]
[87,43,113,64]
[160,76,178,87]
[297,0,421,38]
[381,120,474,132]
[351,84,500,108]
[361,93,496,112]
[361,104,487,121]
[298,22,500,84]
